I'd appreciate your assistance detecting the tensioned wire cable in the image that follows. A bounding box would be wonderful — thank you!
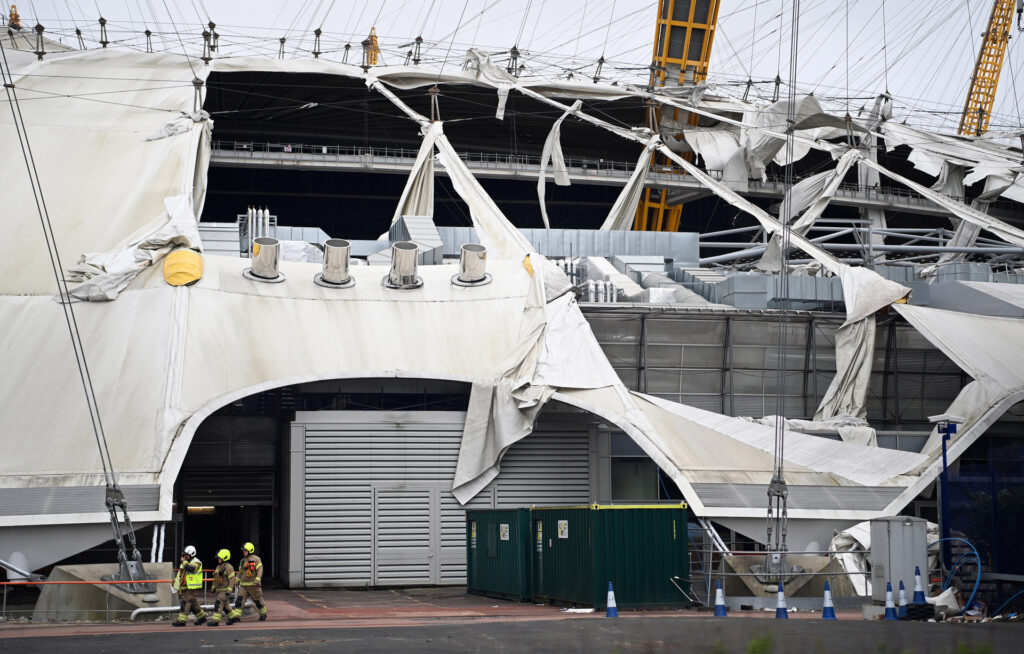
[0,39,116,487]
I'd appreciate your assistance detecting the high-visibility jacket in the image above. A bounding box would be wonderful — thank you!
[176,557,203,591]
[238,554,263,586]
[212,562,236,592]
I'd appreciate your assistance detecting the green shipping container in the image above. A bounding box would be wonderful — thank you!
[465,509,533,601]
[532,504,689,609]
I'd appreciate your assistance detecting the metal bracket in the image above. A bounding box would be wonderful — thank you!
[102,486,156,594]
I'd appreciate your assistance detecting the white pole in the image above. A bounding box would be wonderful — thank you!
[158,523,166,563]
[247,206,254,256]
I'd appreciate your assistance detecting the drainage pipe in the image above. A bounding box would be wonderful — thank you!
[130,603,215,622]
[0,557,32,580]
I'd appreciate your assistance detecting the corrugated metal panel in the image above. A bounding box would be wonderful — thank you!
[436,227,698,263]
[374,487,435,584]
[496,429,591,507]
[181,468,275,506]
[691,483,904,510]
[297,411,591,587]
[0,485,159,516]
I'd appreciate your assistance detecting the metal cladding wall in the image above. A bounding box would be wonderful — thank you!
[465,508,533,601]
[287,410,592,588]
[532,505,690,609]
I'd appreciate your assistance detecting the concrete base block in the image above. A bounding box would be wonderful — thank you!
[33,563,174,622]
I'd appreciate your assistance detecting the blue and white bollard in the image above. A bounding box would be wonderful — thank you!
[775,581,788,619]
[713,580,727,617]
[821,580,837,620]
[606,581,618,618]
[883,581,899,620]
[898,580,908,619]
[912,566,927,604]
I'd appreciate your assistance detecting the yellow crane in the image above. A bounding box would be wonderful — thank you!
[635,0,721,231]
[958,0,1023,136]
[368,27,382,66]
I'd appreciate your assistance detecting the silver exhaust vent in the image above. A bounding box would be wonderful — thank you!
[315,238,355,288]
[383,241,422,289]
[243,237,285,283]
[452,243,491,286]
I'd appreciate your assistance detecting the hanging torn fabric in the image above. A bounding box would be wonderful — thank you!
[451,256,619,503]
[390,121,440,225]
[655,144,910,325]
[599,135,660,230]
[758,148,860,272]
[517,87,911,326]
[860,157,1024,249]
[435,131,535,260]
[66,193,204,301]
[537,100,582,228]
[813,316,876,422]
[934,174,1020,267]
[495,85,512,120]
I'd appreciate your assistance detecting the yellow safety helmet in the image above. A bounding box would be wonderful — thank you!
[242,542,255,554]
[216,548,230,562]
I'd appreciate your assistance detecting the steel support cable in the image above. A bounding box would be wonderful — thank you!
[0,41,115,487]
[160,0,198,78]
[435,0,470,84]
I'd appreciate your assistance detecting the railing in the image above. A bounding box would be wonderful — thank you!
[209,140,1021,212]
[0,571,230,622]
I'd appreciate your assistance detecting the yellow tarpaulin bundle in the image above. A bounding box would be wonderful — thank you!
[163,249,203,286]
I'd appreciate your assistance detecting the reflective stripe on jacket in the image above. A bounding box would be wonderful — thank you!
[213,562,236,591]
[178,557,203,590]
[239,554,263,586]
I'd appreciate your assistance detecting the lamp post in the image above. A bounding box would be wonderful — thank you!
[930,413,963,573]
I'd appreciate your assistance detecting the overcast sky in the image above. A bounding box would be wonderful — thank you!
[9,0,1024,135]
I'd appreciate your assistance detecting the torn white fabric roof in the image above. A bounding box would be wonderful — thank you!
[681,126,740,172]
[758,149,860,272]
[860,157,1024,249]
[0,49,209,296]
[537,100,581,228]
[599,136,660,230]
[391,122,440,224]
[813,317,876,422]
[66,192,205,301]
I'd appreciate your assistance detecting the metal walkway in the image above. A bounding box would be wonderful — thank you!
[209,141,952,217]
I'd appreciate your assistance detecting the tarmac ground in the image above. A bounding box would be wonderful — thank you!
[0,586,1019,653]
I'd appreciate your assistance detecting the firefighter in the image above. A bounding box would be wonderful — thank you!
[230,541,267,621]
[207,548,238,626]
[172,545,207,626]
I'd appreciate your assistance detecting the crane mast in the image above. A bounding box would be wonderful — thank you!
[636,0,721,232]
[958,0,1022,136]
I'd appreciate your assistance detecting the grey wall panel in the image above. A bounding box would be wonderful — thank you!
[692,483,905,510]
[0,485,159,517]
[496,429,591,508]
[295,411,591,587]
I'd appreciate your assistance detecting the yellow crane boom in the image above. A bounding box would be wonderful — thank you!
[636,0,721,232]
[958,0,1021,136]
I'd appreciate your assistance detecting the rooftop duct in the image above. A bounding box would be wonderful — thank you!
[243,237,285,283]
[315,238,355,288]
[452,243,491,286]
[383,241,422,289]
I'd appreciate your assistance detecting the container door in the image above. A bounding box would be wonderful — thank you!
[372,486,438,585]
[532,518,544,599]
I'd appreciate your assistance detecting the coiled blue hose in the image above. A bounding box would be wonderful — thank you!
[927,537,981,616]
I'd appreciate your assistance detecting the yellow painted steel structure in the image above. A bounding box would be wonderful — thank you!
[635,0,721,231]
[368,27,381,66]
[958,0,1017,136]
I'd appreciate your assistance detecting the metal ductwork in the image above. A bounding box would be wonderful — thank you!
[383,241,422,289]
[315,238,355,288]
[243,237,285,283]
[452,243,491,286]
